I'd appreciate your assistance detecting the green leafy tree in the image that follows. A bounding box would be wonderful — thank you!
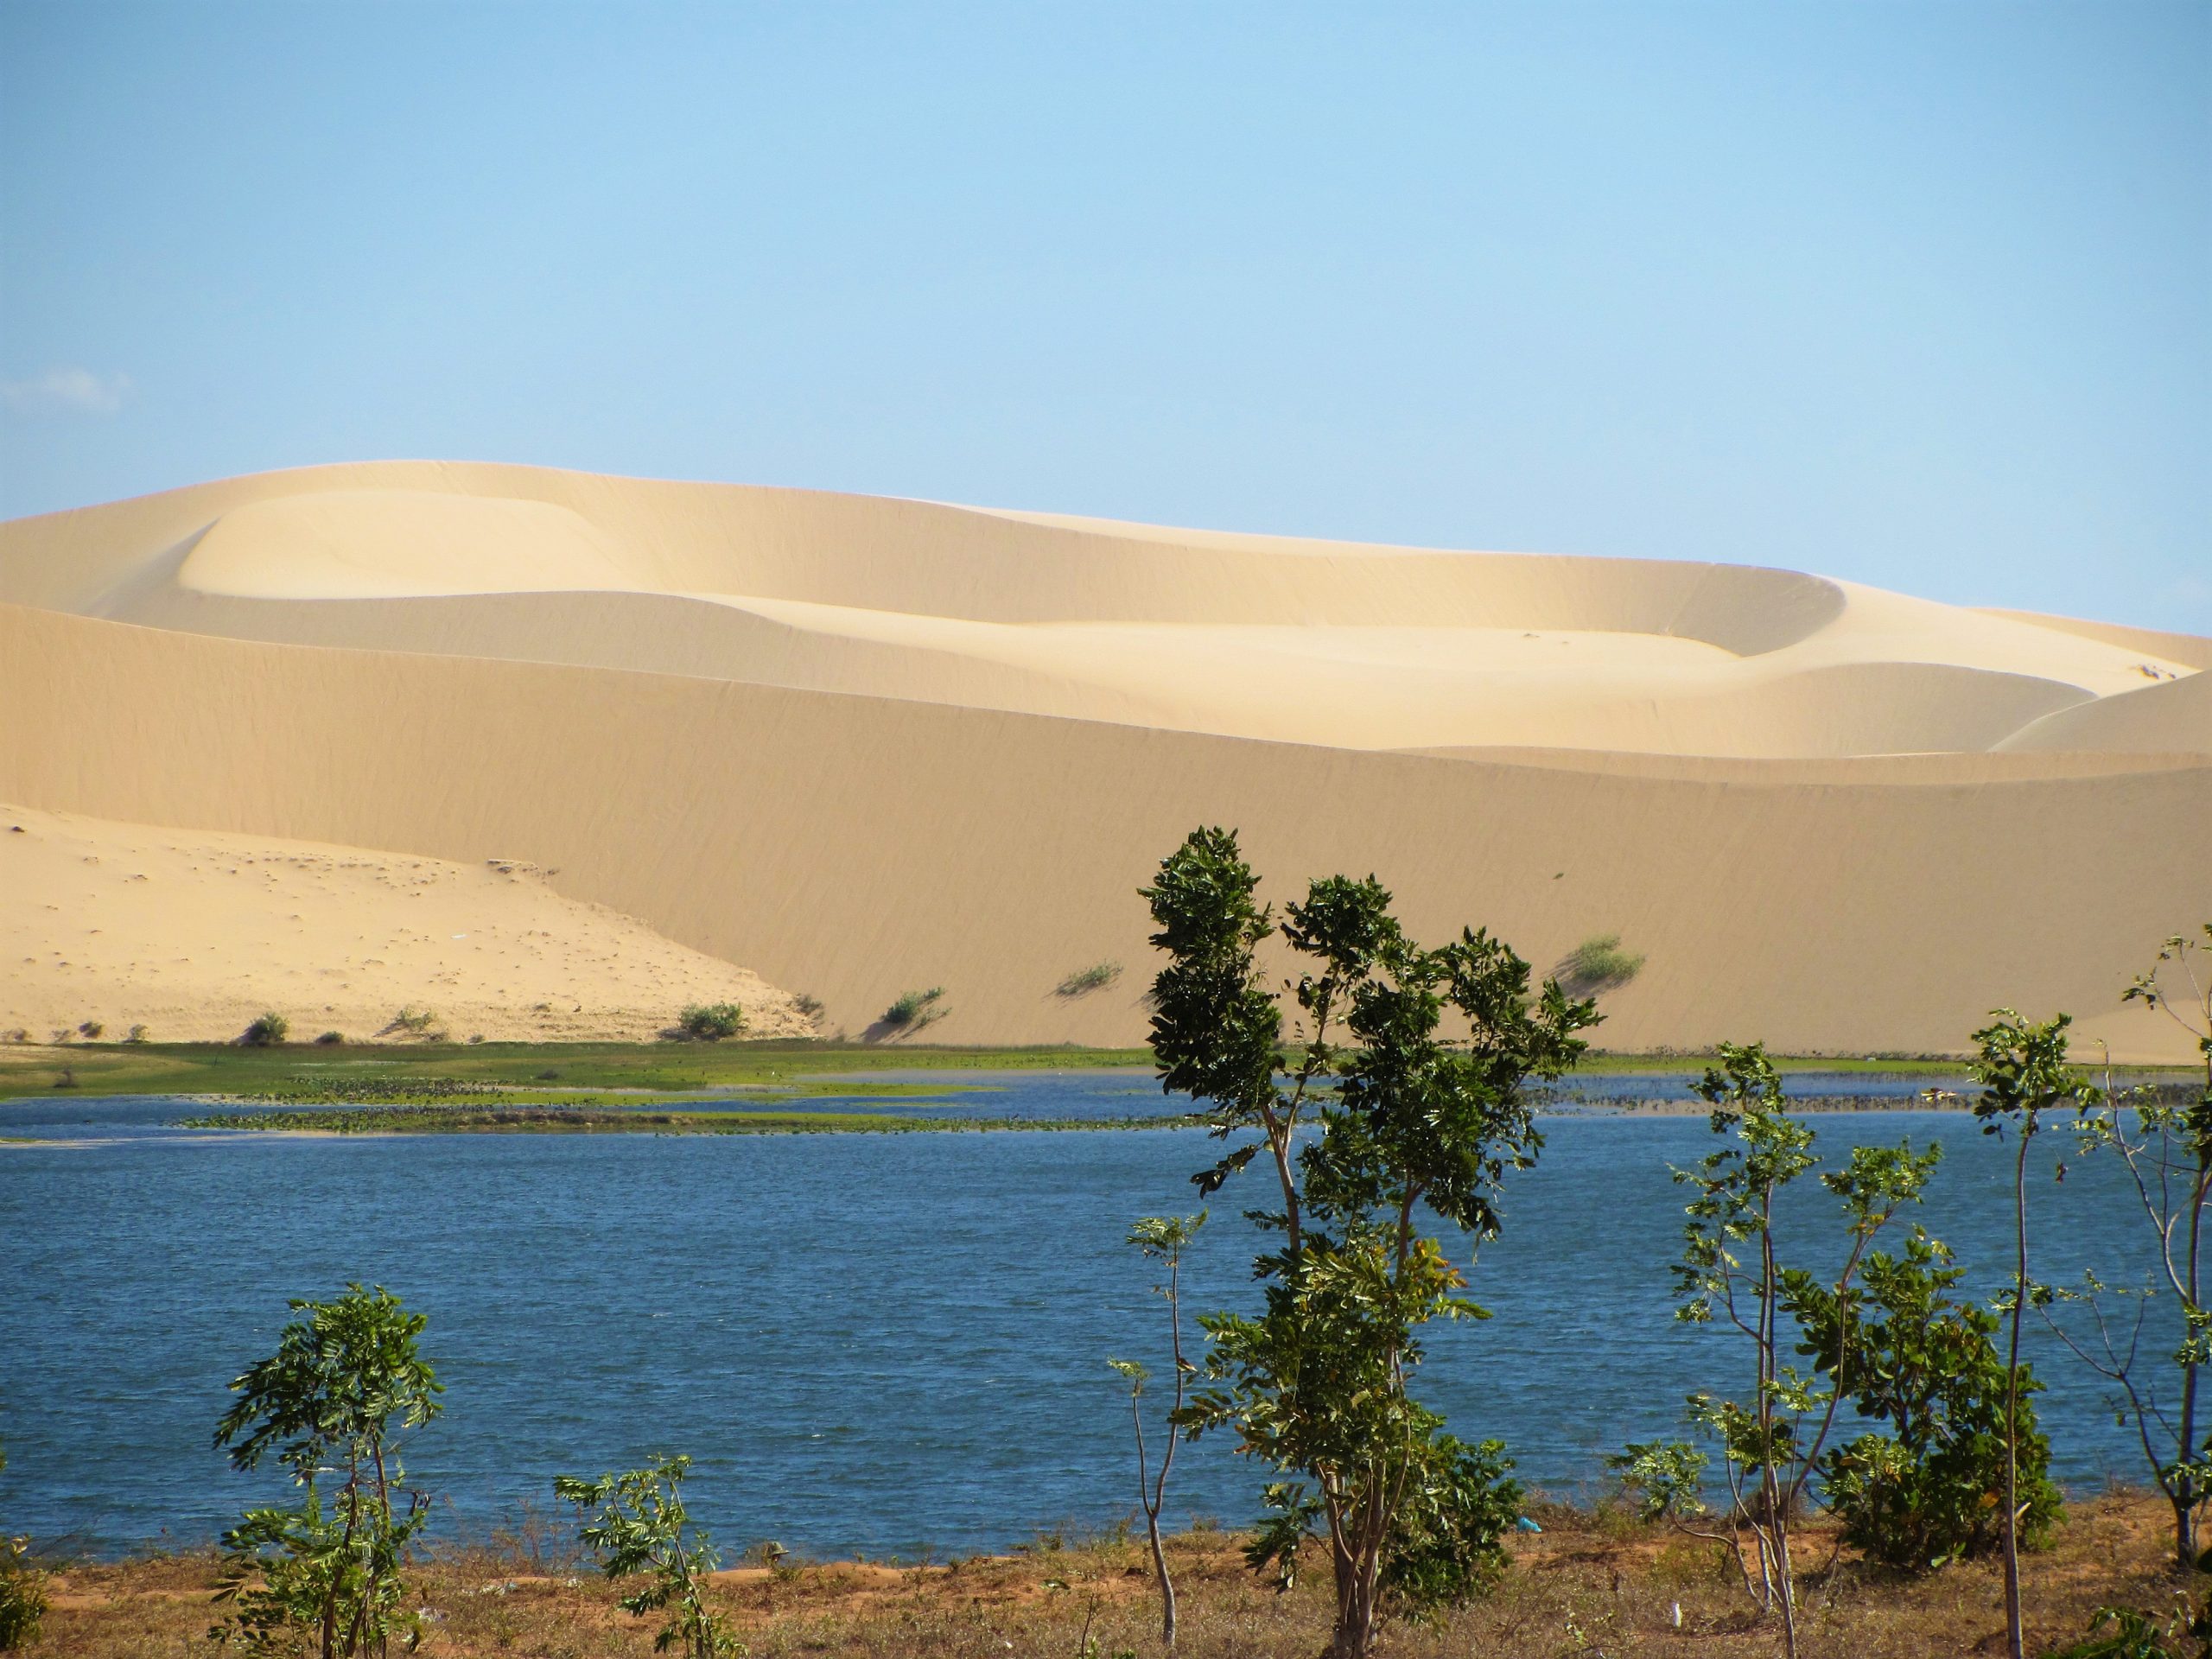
[1142,826,1596,1659]
[1795,1224,2062,1569]
[1657,1042,1936,1658]
[211,1285,443,1658]
[1973,1008,2090,1659]
[2049,925,2212,1573]
[1108,1212,1204,1647]
[555,1456,738,1658]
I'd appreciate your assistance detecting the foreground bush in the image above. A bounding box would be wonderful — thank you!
[212,1285,442,1658]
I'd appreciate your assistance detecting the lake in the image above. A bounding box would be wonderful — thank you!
[0,1070,2167,1560]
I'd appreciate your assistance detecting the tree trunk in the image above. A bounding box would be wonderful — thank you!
[1146,1513,1177,1646]
[2001,1127,2030,1659]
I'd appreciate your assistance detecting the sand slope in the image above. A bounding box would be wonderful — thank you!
[1,462,2205,1060]
[0,803,813,1045]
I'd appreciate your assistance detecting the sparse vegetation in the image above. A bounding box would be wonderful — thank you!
[880,986,946,1034]
[76,1020,103,1040]
[1563,932,1645,991]
[556,1456,734,1659]
[792,993,826,1024]
[385,1007,444,1040]
[240,1011,289,1047]
[124,1024,149,1044]
[676,1002,746,1041]
[1057,961,1123,997]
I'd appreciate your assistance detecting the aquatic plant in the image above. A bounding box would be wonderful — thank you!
[1109,1211,1204,1645]
[1058,961,1123,997]
[1972,1008,2091,1659]
[240,1012,289,1047]
[1143,826,1597,1659]
[555,1456,736,1659]
[677,1003,745,1041]
[211,1284,443,1658]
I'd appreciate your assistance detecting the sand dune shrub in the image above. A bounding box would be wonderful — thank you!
[1057,961,1122,997]
[1564,933,1644,990]
[124,1024,149,1044]
[881,987,945,1033]
[315,1030,344,1046]
[676,1003,745,1041]
[76,1020,104,1040]
[240,1013,289,1047]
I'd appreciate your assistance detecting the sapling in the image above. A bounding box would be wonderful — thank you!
[1145,827,1596,1659]
[1650,1041,1936,1659]
[1973,1008,2090,1659]
[1108,1211,1204,1646]
[211,1284,443,1658]
[2046,925,2212,1572]
[555,1455,737,1658]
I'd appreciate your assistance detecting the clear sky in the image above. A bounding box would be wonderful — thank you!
[3,2,2205,631]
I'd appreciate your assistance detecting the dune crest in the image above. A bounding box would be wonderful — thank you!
[2,462,2205,1058]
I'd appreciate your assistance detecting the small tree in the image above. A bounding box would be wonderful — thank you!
[1108,1211,1204,1646]
[2041,925,2212,1573]
[212,1285,442,1658]
[1973,1008,2089,1659]
[1796,1224,2063,1569]
[1145,827,1596,1659]
[555,1456,736,1658]
[1655,1042,1936,1658]
[677,1003,745,1041]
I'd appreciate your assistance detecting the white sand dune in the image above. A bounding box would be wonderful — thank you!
[0,803,813,1046]
[1,461,2205,1059]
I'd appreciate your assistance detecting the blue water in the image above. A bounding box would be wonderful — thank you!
[0,1071,2164,1560]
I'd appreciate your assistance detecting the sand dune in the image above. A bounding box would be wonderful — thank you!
[1,461,2205,1059]
[0,803,813,1046]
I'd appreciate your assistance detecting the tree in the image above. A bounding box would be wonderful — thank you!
[1656,1042,1936,1658]
[1109,1211,1204,1647]
[2047,925,2212,1573]
[1796,1225,2062,1569]
[555,1456,737,1658]
[1143,827,1597,1659]
[211,1285,443,1658]
[1972,1007,2090,1659]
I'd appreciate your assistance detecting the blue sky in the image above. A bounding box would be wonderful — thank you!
[3,2,2205,631]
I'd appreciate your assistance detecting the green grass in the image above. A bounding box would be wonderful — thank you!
[2,1036,2190,1107]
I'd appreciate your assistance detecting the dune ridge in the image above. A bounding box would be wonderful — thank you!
[1,462,2205,1059]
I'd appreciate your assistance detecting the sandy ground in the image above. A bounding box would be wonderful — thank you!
[1,461,2205,1058]
[0,803,813,1045]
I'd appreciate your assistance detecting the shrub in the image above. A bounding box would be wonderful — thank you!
[880,987,944,1033]
[77,1020,104,1040]
[677,1003,745,1042]
[315,1031,344,1046]
[555,1456,733,1659]
[388,1007,437,1036]
[0,1535,43,1651]
[1056,961,1122,997]
[792,993,826,1024]
[1796,1226,2063,1568]
[241,1013,289,1047]
[1,1030,24,1046]
[1564,933,1644,990]
[124,1024,149,1044]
